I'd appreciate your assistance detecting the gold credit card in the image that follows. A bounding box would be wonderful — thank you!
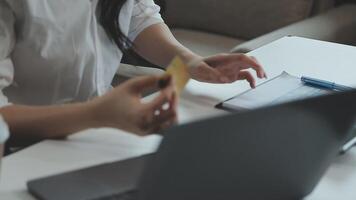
[165,56,190,95]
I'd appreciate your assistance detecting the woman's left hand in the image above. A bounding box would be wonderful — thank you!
[188,53,267,88]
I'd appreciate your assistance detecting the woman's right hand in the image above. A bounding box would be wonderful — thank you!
[90,75,177,136]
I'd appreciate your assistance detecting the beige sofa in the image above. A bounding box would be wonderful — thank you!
[117,0,356,79]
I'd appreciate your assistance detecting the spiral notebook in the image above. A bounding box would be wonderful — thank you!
[216,71,331,111]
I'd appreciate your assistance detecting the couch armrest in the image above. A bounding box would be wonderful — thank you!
[231,4,356,53]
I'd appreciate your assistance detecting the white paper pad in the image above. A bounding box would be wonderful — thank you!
[222,72,330,111]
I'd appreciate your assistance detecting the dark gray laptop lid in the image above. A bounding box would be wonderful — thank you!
[139,90,356,200]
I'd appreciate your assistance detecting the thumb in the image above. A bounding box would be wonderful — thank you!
[147,89,174,111]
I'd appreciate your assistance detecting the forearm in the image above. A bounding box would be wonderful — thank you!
[133,23,201,68]
[0,102,98,145]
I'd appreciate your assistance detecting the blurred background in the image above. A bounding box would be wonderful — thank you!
[120,0,356,71]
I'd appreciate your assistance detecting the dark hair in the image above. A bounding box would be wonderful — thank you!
[99,0,133,53]
[99,0,166,53]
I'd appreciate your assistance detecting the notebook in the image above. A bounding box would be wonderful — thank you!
[216,71,332,111]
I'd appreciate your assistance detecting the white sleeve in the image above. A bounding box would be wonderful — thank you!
[0,0,15,107]
[128,0,164,41]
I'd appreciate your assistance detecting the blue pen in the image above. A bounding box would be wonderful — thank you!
[301,76,355,92]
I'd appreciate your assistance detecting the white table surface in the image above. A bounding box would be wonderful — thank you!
[1,36,356,200]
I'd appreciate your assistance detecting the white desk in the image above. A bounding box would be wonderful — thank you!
[1,36,356,200]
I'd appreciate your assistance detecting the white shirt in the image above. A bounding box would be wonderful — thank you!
[0,0,163,106]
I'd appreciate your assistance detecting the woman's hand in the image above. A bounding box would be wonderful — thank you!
[91,75,177,136]
[187,53,267,87]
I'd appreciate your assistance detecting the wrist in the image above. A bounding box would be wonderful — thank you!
[179,50,203,65]
[82,99,106,129]
[170,45,203,66]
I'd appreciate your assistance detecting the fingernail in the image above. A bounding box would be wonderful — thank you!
[158,75,172,89]
[260,72,265,78]
[250,82,256,89]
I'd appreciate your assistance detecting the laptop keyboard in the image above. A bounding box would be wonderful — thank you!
[95,190,138,200]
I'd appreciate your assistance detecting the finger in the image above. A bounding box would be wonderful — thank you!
[151,92,177,126]
[204,54,266,79]
[234,54,266,79]
[151,115,177,134]
[158,119,177,134]
[237,71,256,88]
[250,56,259,64]
[135,108,175,136]
[147,91,172,111]
[137,92,178,136]
[251,56,267,78]
[170,92,178,116]
[157,92,177,119]
[251,56,259,64]
[165,92,178,124]
[212,54,265,79]
[153,109,176,127]
[150,109,177,133]
[149,82,176,110]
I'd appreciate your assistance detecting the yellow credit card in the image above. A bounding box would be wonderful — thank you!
[166,56,190,95]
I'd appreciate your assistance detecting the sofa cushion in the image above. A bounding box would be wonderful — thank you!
[163,0,314,40]
[231,4,356,53]
[171,28,245,56]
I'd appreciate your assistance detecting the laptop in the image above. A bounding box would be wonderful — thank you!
[27,90,356,200]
